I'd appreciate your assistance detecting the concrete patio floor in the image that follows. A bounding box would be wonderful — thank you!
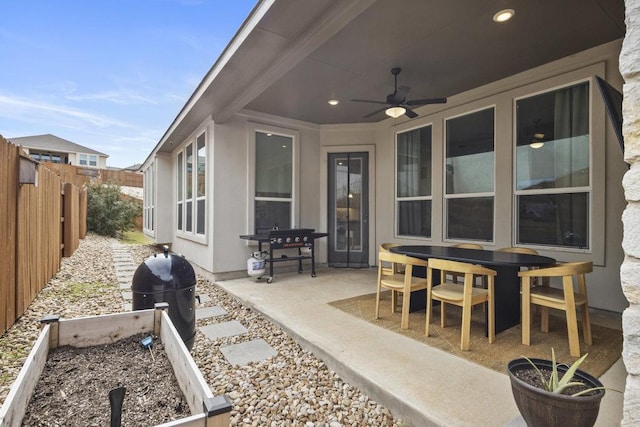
[215,267,625,427]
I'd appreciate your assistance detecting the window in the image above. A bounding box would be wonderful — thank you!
[30,151,63,163]
[515,81,590,248]
[445,107,495,241]
[176,131,206,236]
[79,153,98,167]
[177,152,183,231]
[396,125,432,238]
[143,163,155,233]
[196,133,206,234]
[254,131,293,235]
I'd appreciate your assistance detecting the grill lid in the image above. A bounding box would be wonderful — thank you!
[132,245,196,292]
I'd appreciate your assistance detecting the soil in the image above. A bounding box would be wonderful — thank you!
[22,333,189,426]
[512,367,601,397]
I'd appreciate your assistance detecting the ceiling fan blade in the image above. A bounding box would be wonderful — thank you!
[404,107,418,119]
[363,106,388,118]
[405,97,447,106]
[351,99,388,105]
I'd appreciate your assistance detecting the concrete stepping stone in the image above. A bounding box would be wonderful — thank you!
[196,294,212,304]
[199,320,247,339]
[220,339,276,366]
[121,291,132,301]
[196,306,227,320]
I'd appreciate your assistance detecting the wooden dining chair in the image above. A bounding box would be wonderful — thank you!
[497,246,546,288]
[447,243,485,287]
[376,251,429,329]
[379,243,404,311]
[425,258,496,351]
[519,261,593,357]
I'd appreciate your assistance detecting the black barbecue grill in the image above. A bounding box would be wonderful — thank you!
[239,228,328,283]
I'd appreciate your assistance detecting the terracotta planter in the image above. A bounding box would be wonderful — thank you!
[507,358,605,427]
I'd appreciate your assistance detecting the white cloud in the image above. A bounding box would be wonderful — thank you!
[0,94,131,128]
[65,91,156,105]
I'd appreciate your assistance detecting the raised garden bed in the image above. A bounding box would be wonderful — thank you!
[0,303,231,427]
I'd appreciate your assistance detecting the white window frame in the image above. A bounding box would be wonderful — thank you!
[443,105,497,244]
[395,123,433,240]
[79,153,98,167]
[512,78,593,253]
[143,162,155,234]
[175,130,207,241]
[247,123,299,235]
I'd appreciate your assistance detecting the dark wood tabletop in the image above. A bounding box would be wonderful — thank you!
[389,245,556,268]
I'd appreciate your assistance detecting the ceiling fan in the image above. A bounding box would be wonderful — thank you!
[351,67,446,119]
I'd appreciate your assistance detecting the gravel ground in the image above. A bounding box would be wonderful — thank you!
[0,233,403,426]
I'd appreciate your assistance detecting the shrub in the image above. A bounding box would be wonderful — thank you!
[86,182,141,237]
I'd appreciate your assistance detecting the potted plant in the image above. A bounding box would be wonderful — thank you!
[507,349,610,427]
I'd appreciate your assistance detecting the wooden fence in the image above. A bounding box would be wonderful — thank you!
[43,162,142,188]
[0,136,86,334]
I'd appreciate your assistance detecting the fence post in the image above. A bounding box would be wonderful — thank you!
[62,183,79,257]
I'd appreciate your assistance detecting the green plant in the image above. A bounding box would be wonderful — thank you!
[522,348,612,397]
[86,182,141,237]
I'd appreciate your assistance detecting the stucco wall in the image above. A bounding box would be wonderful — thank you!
[621,1,640,423]
[147,40,628,313]
[321,40,628,313]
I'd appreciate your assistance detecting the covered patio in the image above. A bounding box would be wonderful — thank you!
[141,0,640,424]
[216,268,625,426]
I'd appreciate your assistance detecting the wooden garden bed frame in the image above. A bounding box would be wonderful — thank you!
[0,303,231,427]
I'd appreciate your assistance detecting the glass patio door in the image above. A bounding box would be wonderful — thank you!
[328,152,369,267]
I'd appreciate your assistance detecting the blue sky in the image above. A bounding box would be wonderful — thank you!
[0,0,256,168]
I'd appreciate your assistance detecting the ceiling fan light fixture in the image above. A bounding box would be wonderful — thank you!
[493,9,515,23]
[385,106,406,118]
[328,99,339,106]
[530,133,545,149]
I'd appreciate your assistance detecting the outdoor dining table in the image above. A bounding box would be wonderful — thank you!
[389,245,556,335]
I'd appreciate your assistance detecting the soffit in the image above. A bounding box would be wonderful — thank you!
[158,0,624,150]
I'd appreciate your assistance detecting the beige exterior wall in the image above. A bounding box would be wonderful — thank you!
[621,1,640,423]
[321,40,628,313]
[146,40,628,314]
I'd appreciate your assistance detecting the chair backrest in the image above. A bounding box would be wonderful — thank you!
[380,243,400,252]
[427,258,496,278]
[378,251,428,268]
[452,243,484,250]
[497,246,538,255]
[519,261,593,278]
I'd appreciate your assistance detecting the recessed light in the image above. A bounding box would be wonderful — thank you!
[328,99,339,106]
[493,9,515,23]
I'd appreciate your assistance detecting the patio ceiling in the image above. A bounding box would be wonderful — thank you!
[157,0,624,151]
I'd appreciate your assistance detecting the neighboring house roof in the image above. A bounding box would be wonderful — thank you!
[9,134,108,157]
[122,163,142,172]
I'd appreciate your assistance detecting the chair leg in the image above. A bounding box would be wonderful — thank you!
[425,291,432,337]
[401,290,411,329]
[487,296,495,344]
[566,306,581,357]
[581,303,593,345]
[521,277,532,346]
[460,299,472,351]
[375,283,382,320]
[391,290,397,313]
[540,306,550,333]
[440,302,447,328]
